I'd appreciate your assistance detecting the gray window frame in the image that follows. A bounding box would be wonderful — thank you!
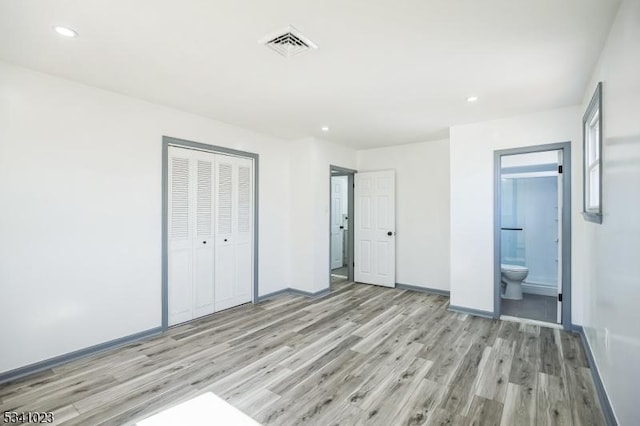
[582,82,603,224]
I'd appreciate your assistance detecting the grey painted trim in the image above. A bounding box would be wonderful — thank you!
[162,141,169,329]
[0,327,162,385]
[448,304,494,319]
[573,326,618,426]
[289,287,332,299]
[582,82,603,224]
[493,142,572,327]
[257,288,291,302]
[330,165,358,174]
[501,164,558,174]
[347,173,355,282]
[258,287,331,302]
[162,136,260,331]
[396,283,450,297]
[329,165,356,284]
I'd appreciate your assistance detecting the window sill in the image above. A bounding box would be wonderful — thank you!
[582,211,603,224]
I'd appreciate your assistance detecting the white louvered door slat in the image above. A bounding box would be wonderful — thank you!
[193,155,215,317]
[234,159,253,306]
[214,157,236,310]
[168,148,194,325]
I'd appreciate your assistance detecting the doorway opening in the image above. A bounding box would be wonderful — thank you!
[494,143,571,327]
[329,165,355,290]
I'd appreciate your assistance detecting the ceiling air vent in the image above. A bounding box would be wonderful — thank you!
[259,25,318,58]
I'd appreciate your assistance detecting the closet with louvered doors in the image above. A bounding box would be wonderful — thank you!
[167,146,254,326]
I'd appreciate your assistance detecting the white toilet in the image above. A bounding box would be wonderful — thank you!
[501,264,529,300]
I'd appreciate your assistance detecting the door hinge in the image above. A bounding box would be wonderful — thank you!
[558,165,563,174]
[558,293,563,302]
[353,261,355,267]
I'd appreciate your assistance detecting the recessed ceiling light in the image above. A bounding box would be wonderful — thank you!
[53,26,78,38]
[466,96,479,103]
[321,126,329,132]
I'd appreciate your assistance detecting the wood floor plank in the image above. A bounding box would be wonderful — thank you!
[438,341,488,415]
[500,382,537,426]
[466,395,504,426]
[539,327,563,377]
[560,332,589,369]
[564,366,606,426]
[357,358,434,425]
[536,372,572,426]
[475,338,517,403]
[395,379,447,426]
[509,326,541,388]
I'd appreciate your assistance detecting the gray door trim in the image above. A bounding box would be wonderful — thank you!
[330,165,356,284]
[493,142,572,327]
[162,136,260,330]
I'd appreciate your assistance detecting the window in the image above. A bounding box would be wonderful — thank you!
[582,82,603,223]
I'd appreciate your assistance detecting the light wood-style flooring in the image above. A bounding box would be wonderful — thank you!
[0,283,605,425]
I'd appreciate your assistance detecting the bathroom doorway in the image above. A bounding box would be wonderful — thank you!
[494,143,571,327]
[329,165,355,290]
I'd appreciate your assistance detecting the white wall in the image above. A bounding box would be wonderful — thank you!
[0,61,292,374]
[578,1,640,423]
[449,107,581,313]
[357,139,450,292]
[288,137,357,294]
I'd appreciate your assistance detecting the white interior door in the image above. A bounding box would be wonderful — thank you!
[556,150,563,323]
[331,176,344,270]
[354,170,396,287]
[214,155,253,311]
[192,153,216,318]
[168,147,195,326]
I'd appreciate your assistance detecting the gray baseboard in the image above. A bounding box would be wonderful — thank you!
[396,283,450,297]
[0,326,163,385]
[448,304,495,319]
[572,325,618,426]
[289,287,331,298]
[258,287,331,302]
[257,288,292,301]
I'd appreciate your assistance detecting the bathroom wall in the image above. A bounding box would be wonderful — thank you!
[501,176,559,295]
[519,177,558,287]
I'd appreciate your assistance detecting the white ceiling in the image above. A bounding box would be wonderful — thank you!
[0,0,620,149]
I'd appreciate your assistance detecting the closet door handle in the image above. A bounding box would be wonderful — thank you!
[387,231,393,236]
[224,238,228,242]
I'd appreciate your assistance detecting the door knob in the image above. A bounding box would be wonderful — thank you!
[387,231,393,236]
[203,241,207,244]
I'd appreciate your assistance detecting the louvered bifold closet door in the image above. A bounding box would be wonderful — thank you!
[192,151,216,318]
[214,155,253,311]
[168,147,194,326]
[234,157,253,306]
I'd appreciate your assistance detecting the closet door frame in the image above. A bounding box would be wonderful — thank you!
[161,136,259,330]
